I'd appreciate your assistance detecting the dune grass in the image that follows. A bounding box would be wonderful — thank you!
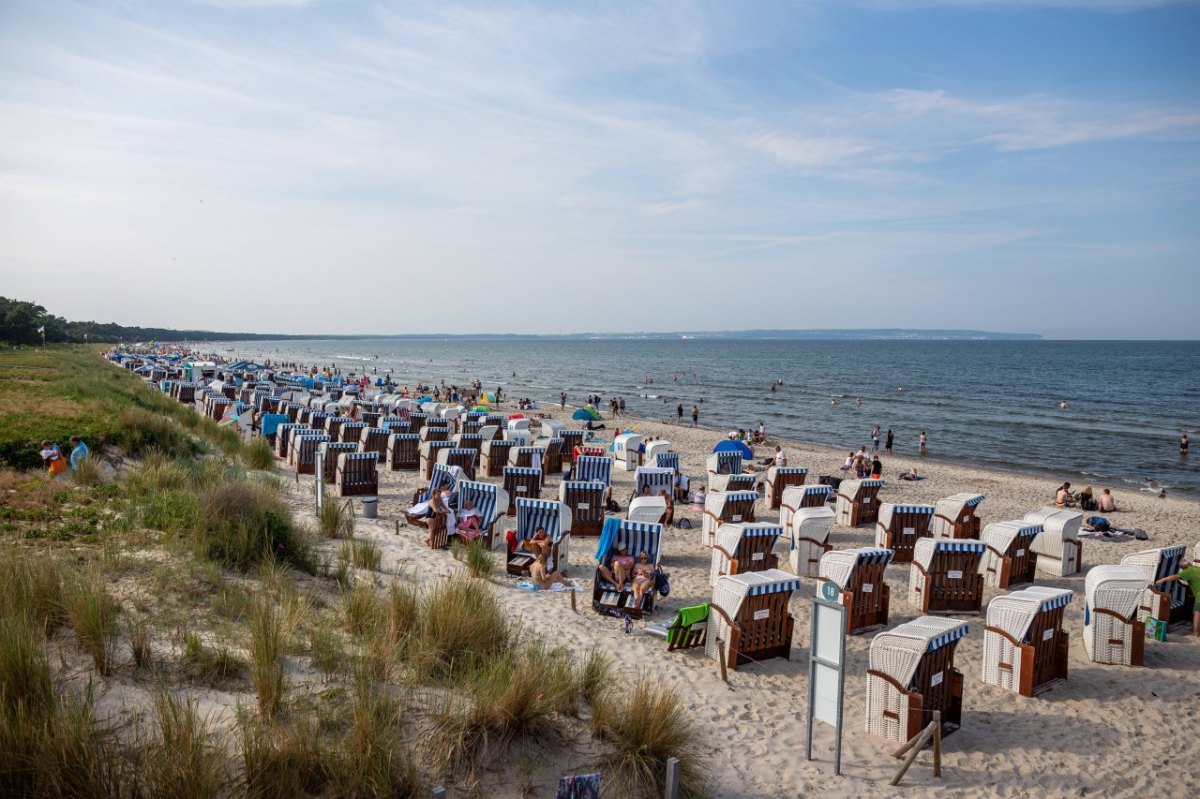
[71,453,104,486]
[140,690,227,799]
[241,714,335,799]
[340,538,381,572]
[198,480,317,574]
[182,631,244,685]
[244,437,276,470]
[0,547,65,633]
[318,498,355,539]
[337,678,422,798]
[62,569,119,675]
[249,598,285,720]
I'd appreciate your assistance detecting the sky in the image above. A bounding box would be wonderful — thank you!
[1,0,1198,339]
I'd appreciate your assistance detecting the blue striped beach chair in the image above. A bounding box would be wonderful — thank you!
[820,547,895,634]
[559,481,606,537]
[323,416,347,439]
[867,617,970,742]
[339,421,367,445]
[543,438,565,476]
[319,442,357,482]
[701,490,758,546]
[503,466,543,515]
[835,478,885,527]
[910,539,988,614]
[706,451,743,490]
[634,466,674,500]
[455,480,509,551]
[336,452,378,498]
[453,432,484,456]
[276,423,312,459]
[437,446,478,480]
[507,498,572,577]
[654,451,680,474]
[292,433,331,476]
[876,503,935,563]
[379,416,409,431]
[386,432,420,471]
[359,427,391,463]
[708,569,801,670]
[509,445,547,470]
[1121,545,1192,629]
[592,519,664,619]
[710,522,783,586]
[572,455,611,487]
[765,466,808,510]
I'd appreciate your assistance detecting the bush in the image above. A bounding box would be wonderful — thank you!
[128,450,191,492]
[62,570,119,675]
[0,547,64,633]
[416,577,510,679]
[198,481,317,574]
[128,617,152,670]
[244,438,275,471]
[140,690,227,799]
[318,499,355,539]
[115,407,196,459]
[241,714,334,799]
[249,599,285,720]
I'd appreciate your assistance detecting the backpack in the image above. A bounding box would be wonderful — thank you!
[676,517,692,529]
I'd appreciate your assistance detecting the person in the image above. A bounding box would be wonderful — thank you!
[40,440,68,477]
[68,436,89,469]
[677,403,683,422]
[457,499,482,540]
[529,553,565,589]
[840,451,854,472]
[523,526,552,559]
[855,396,862,407]
[1059,400,1069,410]
[674,471,689,502]
[885,429,894,454]
[599,544,635,592]
[774,445,787,467]
[870,456,883,480]
[757,421,765,443]
[918,431,927,455]
[1054,482,1074,508]
[560,391,567,409]
[1098,488,1116,512]
[691,406,698,426]
[630,551,657,608]
[871,426,880,451]
[899,467,919,481]
[1077,485,1096,511]
[1154,559,1200,637]
[657,489,674,526]
[830,398,837,406]
[1182,433,1189,456]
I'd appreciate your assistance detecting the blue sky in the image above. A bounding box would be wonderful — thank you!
[1,0,1197,338]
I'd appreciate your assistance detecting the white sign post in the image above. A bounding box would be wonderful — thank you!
[806,579,847,775]
[315,450,324,514]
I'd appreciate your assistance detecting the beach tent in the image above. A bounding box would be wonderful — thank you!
[572,407,601,421]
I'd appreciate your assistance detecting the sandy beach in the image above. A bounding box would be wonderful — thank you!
[270,401,1200,798]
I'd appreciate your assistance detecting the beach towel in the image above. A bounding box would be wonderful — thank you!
[667,604,709,647]
[515,579,581,593]
[595,516,623,561]
[556,773,601,799]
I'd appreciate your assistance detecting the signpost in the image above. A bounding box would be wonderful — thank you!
[315,450,324,513]
[806,579,847,775]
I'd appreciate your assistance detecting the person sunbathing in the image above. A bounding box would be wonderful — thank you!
[530,553,565,589]
[1098,488,1116,512]
[659,489,674,526]
[523,526,552,558]
[599,544,635,592]
[630,551,657,608]
[457,499,482,540]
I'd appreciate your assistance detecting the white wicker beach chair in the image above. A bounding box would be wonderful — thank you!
[1120,546,1192,628]
[982,587,1073,696]
[1083,565,1146,666]
[819,548,895,634]
[508,445,547,471]
[709,522,783,586]
[706,452,743,492]
[702,490,759,547]
[764,466,809,510]
[876,503,935,564]
[910,538,988,614]
[613,433,642,472]
[786,506,834,578]
[932,493,986,539]
[627,495,667,525]
[980,521,1043,589]
[503,428,532,446]
[779,485,833,531]
[866,617,970,743]
[1024,507,1084,577]
[835,478,884,528]
[707,569,801,670]
[644,440,672,468]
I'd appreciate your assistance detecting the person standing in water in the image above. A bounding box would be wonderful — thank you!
[676,403,683,422]
[1182,433,1189,457]
[691,406,699,426]
[918,431,927,455]
[885,429,894,454]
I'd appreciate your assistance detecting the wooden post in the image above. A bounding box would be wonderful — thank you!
[890,722,935,786]
[717,640,729,683]
[394,519,400,536]
[933,710,942,778]
[570,588,577,613]
[664,756,681,799]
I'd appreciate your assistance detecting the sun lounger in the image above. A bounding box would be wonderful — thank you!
[503,466,543,515]
[765,466,808,510]
[876,504,935,564]
[481,439,517,477]
[592,520,663,619]
[385,432,420,472]
[1083,565,1146,666]
[866,618,969,742]
[910,539,987,614]
[981,521,1042,589]
[820,548,895,634]
[627,495,667,525]
[983,587,1073,696]
[702,490,758,547]
[932,493,986,539]
[336,452,378,498]
[708,569,800,670]
[710,522,782,586]
[1024,507,1083,577]
[1120,545,1192,629]
[559,481,606,537]
[835,478,884,528]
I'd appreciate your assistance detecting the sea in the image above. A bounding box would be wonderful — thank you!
[214,338,1200,496]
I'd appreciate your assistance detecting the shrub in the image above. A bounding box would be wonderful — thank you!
[0,613,54,716]
[115,407,196,459]
[249,599,285,720]
[72,454,104,486]
[241,714,334,799]
[0,547,64,632]
[416,577,510,679]
[129,450,191,492]
[342,585,384,639]
[62,570,119,675]
[140,690,226,799]
[182,632,244,685]
[198,481,317,573]
[335,679,421,798]
[465,536,494,579]
[340,539,381,572]
[244,438,275,470]
[318,499,355,539]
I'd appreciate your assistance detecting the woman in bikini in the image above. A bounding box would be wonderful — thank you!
[630,551,657,608]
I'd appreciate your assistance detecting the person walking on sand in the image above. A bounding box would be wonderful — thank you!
[871,426,880,451]
[560,391,567,409]
[676,403,683,422]
[691,406,699,426]
[1154,559,1200,637]
[918,431,927,455]
[885,429,894,454]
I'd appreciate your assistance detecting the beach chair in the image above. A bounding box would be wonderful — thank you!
[835,479,884,528]
[379,415,408,431]
[866,617,970,743]
[1083,566,1146,667]
[339,421,367,446]
[613,433,642,471]
[336,452,378,498]
[359,427,390,463]
[542,438,565,476]
[452,431,484,457]
[644,440,672,468]
[981,521,1042,589]
[664,604,709,652]
[419,424,449,443]
[386,432,420,472]
[509,445,547,470]
[702,490,758,547]
[309,412,332,433]
[503,466,543,515]
[932,493,986,539]
[455,480,509,551]
[765,466,808,510]
[707,452,745,493]
[876,504,935,564]
[655,451,681,474]
[507,498,572,577]
[319,442,357,483]
[1024,507,1084,577]
[477,423,500,442]
[559,430,585,462]
[635,466,674,499]
[1121,545,1192,630]
[779,485,833,530]
[710,522,782,586]
[572,455,612,488]
[539,418,565,439]
[504,428,532,446]
[481,439,517,477]
[820,548,895,634]
[592,520,663,619]
[559,481,606,537]
[275,423,311,459]
[407,464,464,548]
[910,539,988,614]
[292,434,331,476]
[708,570,800,670]
[324,416,347,440]
[787,506,834,578]
[360,410,381,428]
[983,587,1073,696]
[627,496,667,525]
[419,440,455,480]
[437,447,478,480]
[461,419,484,436]
[407,412,428,435]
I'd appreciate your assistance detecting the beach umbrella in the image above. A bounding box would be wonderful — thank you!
[713,439,754,460]
[573,407,601,421]
[471,404,490,412]
[482,392,496,403]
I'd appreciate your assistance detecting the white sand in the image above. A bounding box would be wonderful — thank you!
[284,404,1200,797]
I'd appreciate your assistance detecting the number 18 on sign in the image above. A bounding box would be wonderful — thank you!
[806,580,847,775]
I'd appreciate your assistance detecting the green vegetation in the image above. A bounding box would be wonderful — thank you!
[318,497,356,539]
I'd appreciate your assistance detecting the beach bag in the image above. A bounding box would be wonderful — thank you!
[676,517,692,529]
[655,569,671,597]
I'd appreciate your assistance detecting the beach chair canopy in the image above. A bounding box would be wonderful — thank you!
[574,455,612,486]
[913,538,988,571]
[455,480,508,527]
[878,504,935,528]
[707,569,802,658]
[514,498,571,544]
[987,587,1073,641]
[655,451,681,474]
[628,495,667,525]
[819,548,895,589]
[635,466,674,496]
[982,520,1043,553]
[870,617,970,689]
[1084,565,1147,620]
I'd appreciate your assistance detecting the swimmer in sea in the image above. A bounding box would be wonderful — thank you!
[1060,400,1069,410]
[855,397,862,407]
[830,398,837,406]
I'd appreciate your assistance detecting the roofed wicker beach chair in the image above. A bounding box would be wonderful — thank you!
[451,431,484,457]
[504,427,532,446]
[866,617,970,743]
[292,433,331,476]
[765,466,808,510]
[709,522,783,586]
[983,587,1073,696]
[820,547,895,634]
[359,427,390,463]
[572,455,612,488]
[437,446,478,480]
[932,493,986,539]
[407,412,428,435]
[786,505,834,578]
[558,429,585,462]
[702,490,758,547]
[419,423,450,443]
[627,495,667,525]
[592,519,664,620]
[910,538,988,614]
[508,445,547,470]
[276,423,311,459]
[1083,565,1146,666]
[339,421,367,446]
[876,503,935,564]
[706,451,743,492]
[654,451,681,474]
[503,466,543,515]
[835,478,884,528]
[419,440,455,480]
[507,498,572,577]
[379,415,408,431]
[481,438,517,477]
[779,485,833,530]
[477,423,500,442]
[324,416,347,440]
[385,432,420,472]
[320,442,357,483]
[981,520,1043,589]
[644,440,672,468]
[360,410,381,428]
[1024,507,1084,577]
[543,438,565,476]
[1120,545,1192,629]
[454,479,508,551]
[708,569,800,671]
[559,481,606,537]
[336,452,378,498]
[634,466,674,500]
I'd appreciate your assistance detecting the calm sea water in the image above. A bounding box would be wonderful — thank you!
[216,339,1200,494]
